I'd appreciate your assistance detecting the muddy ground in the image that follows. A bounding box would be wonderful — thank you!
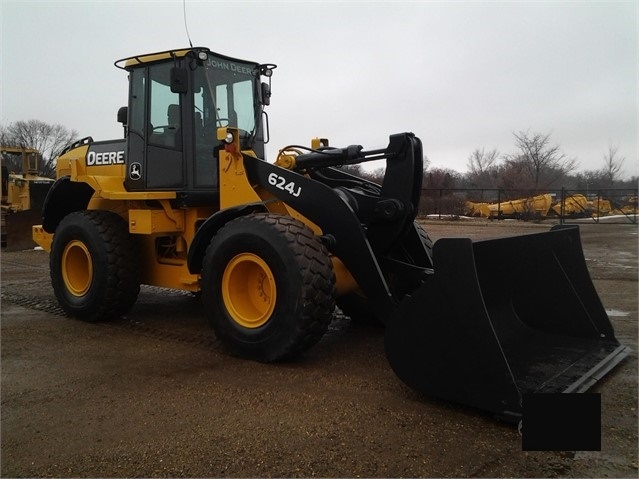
[1,219,637,478]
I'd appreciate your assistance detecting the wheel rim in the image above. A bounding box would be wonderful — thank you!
[61,240,93,297]
[222,253,276,328]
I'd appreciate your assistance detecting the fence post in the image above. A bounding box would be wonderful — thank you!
[560,187,565,225]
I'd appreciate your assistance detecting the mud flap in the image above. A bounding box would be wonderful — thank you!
[384,225,630,422]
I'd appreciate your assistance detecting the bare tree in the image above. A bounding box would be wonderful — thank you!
[497,158,534,195]
[467,148,499,177]
[422,154,431,172]
[601,142,625,187]
[0,120,79,177]
[363,167,385,184]
[338,164,365,177]
[466,147,500,193]
[507,130,577,190]
[421,167,464,216]
[574,169,606,191]
[336,164,385,184]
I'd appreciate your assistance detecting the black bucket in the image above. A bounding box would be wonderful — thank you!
[384,225,629,422]
[3,209,43,251]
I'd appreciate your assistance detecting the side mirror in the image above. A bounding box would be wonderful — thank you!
[171,67,188,94]
[117,106,128,138]
[117,106,128,125]
[261,82,271,106]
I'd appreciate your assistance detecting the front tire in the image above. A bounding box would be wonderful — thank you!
[201,213,336,362]
[50,210,140,322]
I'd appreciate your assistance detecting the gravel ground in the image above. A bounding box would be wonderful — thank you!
[1,219,637,477]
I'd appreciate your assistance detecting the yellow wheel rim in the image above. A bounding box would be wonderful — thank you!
[222,253,276,328]
[61,240,93,297]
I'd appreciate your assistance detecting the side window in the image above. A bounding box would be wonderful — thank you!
[194,88,204,139]
[148,63,182,150]
[233,80,255,132]
[129,68,146,136]
[213,80,254,131]
[215,85,229,125]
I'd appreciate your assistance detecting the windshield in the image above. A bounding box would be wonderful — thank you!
[194,55,260,137]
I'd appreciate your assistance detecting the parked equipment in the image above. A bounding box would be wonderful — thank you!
[465,194,553,219]
[32,47,628,421]
[1,146,54,250]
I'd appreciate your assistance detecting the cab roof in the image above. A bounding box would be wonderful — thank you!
[114,47,259,70]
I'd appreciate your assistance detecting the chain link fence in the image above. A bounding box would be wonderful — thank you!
[420,187,638,224]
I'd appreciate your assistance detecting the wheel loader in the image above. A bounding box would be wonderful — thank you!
[32,47,628,422]
[2,146,54,250]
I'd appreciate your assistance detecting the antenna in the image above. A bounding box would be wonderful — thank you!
[183,0,193,48]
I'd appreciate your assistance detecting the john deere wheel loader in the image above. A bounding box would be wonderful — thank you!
[33,47,628,421]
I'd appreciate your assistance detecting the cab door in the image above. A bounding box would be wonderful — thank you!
[125,63,185,191]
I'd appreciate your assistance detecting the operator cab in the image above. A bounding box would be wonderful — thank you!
[115,47,275,203]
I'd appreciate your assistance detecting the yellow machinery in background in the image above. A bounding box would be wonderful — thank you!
[1,146,54,250]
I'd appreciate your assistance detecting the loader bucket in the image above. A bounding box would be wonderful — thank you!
[2,209,43,251]
[385,225,629,422]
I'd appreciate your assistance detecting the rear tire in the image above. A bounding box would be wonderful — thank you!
[50,210,140,322]
[201,213,335,362]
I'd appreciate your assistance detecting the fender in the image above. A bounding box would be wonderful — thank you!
[243,156,397,319]
[41,176,95,233]
[187,202,268,274]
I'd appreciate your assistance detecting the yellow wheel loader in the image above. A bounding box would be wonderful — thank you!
[33,47,628,421]
[2,146,54,250]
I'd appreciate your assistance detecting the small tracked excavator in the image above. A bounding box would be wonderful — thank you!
[33,47,628,421]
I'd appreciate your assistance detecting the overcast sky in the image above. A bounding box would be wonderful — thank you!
[2,0,637,178]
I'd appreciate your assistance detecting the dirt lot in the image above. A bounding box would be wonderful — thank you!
[1,219,637,478]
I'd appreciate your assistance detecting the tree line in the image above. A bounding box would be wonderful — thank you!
[350,130,636,195]
[1,121,635,195]
[1,120,78,178]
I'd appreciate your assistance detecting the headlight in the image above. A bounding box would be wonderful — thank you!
[224,131,235,144]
